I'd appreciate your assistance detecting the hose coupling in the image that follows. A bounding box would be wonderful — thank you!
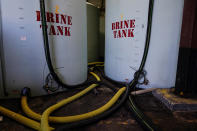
[21,87,31,97]
[134,70,148,85]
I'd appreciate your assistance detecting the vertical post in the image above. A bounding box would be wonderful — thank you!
[0,0,8,97]
[175,0,197,95]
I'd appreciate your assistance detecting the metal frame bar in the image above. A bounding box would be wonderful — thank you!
[0,0,8,96]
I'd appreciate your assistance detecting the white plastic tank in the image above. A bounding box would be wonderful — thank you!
[87,2,99,62]
[0,0,87,98]
[105,0,184,88]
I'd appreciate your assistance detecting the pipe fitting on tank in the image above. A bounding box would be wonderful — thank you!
[21,87,31,97]
[133,70,149,85]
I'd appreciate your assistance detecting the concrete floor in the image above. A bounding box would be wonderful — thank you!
[0,78,197,131]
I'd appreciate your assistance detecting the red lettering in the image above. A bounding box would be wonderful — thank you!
[122,29,127,37]
[36,11,72,26]
[120,21,123,29]
[36,11,41,21]
[116,22,120,29]
[112,23,115,30]
[124,20,129,28]
[49,25,56,35]
[55,14,59,23]
[57,26,63,35]
[36,11,72,37]
[46,12,55,23]
[113,31,117,38]
[128,29,134,37]
[65,27,71,36]
[68,16,72,25]
[118,30,121,38]
[130,20,135,28]
[111,19,135,39]
[61,15,67,24]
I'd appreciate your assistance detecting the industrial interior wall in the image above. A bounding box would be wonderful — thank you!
[87,0,102,8]
[105,0,184,88]
[0,50,3,97]
[0,0,87,98]
[87,3,100,62]
[99,14,105,60]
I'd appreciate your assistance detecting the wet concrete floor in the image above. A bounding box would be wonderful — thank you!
[0,75,197,131]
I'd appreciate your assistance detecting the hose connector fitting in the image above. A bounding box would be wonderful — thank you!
[21,87,31,97]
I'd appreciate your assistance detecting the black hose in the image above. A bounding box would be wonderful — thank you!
[96,68,157,131]
[126,0,157,131]
[127,96,157,131]
[139,0,154,72]
[40,0,89,89]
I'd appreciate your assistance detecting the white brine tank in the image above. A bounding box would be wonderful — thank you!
[105,0,184,88]
[0,0,87,98]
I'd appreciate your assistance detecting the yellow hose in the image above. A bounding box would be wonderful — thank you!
[21,96,44,121]
[21,72,100,122]
[48,87,126,123]
[40,83,98,131]
[20,71,125,131]
[96,64,104,67]
[0,66,122,131]
[0,72,99,131]
[21,83,98,123]
[22,86,126,124]
[0,106,54,130]
[89,72,101,81]
[40,86,126,131]
[88,62,104,66]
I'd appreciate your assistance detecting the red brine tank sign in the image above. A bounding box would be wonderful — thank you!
[112,19,135,38]
[36,11,72,36]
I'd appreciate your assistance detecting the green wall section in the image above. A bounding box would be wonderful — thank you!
[99,15,105,59]
[87,3,100,62]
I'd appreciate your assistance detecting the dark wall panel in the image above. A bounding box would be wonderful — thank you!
[175,0,197,95]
